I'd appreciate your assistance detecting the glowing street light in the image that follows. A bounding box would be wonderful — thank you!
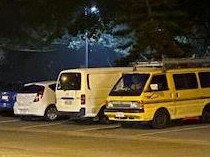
[90,6,99,14]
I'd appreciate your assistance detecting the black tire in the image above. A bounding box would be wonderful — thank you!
[151,109,170,129]
[97,105,110,124]
[98,114,110,124]
[202,106,210,123]
[120,121,132,128]
[44,105,58,121]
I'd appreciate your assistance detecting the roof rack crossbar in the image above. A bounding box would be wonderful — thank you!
[133,57,210,71]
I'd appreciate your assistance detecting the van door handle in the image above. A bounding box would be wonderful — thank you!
[61,97,74,100]
[176,93,180,98]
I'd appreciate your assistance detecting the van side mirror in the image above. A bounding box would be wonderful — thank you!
[150,84,159,91]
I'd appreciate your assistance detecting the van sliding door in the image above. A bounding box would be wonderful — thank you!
[173,73,202,118]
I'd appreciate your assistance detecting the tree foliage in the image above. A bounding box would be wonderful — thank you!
[0,0,209,64]
[112,0,209,64]
[0,0,85,46]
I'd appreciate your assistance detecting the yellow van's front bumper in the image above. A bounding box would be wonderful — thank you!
[105,111,152,122]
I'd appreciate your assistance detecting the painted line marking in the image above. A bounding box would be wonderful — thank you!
[138,125,210,136]
[21,120,68,129]
[76,124,121,132]
[0,119,20,124]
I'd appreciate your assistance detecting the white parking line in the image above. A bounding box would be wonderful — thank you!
[138,125,210,136]
[76,124,121,132]
[0,119,20,124]
[21,120,68,129]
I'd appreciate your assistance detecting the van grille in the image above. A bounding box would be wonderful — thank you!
[113,103,131,108]
[105,108,144,113]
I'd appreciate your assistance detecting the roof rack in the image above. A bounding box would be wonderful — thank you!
[133,57,210,71]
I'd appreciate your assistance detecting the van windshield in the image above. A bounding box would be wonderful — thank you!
[57,73,81,90]
[109,73,150,96]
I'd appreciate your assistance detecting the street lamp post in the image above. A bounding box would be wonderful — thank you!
[85,32,89,68]
[84,7,89,68]
[84,6,99,68]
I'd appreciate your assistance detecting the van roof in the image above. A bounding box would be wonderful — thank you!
[60,67,132,74]
[133,58,210,73]
[167,67,210,73]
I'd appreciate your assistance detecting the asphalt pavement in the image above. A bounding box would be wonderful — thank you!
[0,115,210,157]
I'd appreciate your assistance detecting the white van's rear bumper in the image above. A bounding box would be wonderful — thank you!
[58,108,85,118]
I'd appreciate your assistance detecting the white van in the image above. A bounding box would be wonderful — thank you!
[56,67,131,122]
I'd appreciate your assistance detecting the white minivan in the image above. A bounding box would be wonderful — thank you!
[56,67,131,122]
[13,81,57,121]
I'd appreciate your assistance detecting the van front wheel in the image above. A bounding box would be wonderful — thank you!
[97,105,110,124]
[152,109,170,129]
[44,106,58,121]
[202,106,210,123]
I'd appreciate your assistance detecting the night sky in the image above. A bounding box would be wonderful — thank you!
[0,44,122,83]
[0,0,209,83]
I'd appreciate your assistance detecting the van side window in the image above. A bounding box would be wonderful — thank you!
[199,72,210,88]
[173,73,198,90]
[150,74,168,91]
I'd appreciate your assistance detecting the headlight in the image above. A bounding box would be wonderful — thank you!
[107,102,113,108]
[130,101,143,108]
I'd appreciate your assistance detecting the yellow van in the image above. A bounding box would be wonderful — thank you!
[56,67,131,122]
[105,59,210,128]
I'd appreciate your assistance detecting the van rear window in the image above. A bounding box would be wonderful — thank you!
[48,83,56,91]
[57,73,81,90]
[19,85,44,93]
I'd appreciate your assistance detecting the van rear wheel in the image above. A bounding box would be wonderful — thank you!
[152,109,170,129]
[44,106,58,121]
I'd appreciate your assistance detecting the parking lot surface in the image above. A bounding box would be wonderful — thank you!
[0,114,210,157]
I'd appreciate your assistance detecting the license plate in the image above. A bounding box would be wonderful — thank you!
[65,100,72,105]
[115,112,125,118]
[20,109,28,114]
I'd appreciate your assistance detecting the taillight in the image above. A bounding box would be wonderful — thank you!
[81,94,85,105]
[33,91,44,102]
